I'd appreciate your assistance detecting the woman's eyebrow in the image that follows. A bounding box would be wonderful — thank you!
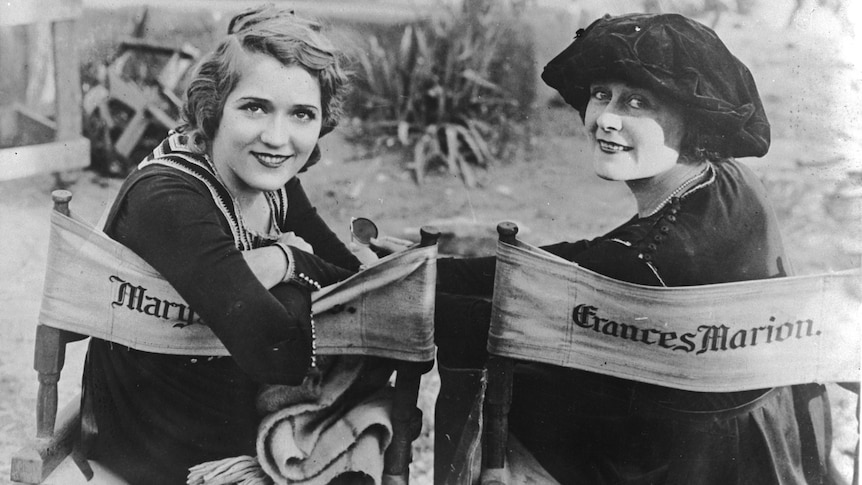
[234,95,270,104]
[294,103,320,111]
[235,96,319,110]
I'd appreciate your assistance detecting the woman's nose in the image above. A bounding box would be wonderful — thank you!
[259,116,289,147]
[596,109,622,132]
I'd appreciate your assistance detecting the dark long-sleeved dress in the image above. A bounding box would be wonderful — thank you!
[435,159,832,484]
[81,134,362,484]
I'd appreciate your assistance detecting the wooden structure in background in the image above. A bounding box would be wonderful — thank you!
[89,38,198,160]
[0,0,90,181]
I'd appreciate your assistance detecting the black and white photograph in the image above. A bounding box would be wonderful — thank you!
[1,0,860,484]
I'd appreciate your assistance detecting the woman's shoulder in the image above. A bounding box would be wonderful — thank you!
[682,159,775,229]
[646,159,788,285]
[105,163,218,236]
[119,164,214,207]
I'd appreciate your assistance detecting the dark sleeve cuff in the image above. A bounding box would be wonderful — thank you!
[539,240,591,261]
[285,245,356,291]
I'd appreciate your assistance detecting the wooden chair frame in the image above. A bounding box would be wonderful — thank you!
[481,222,861,485]
[11,190,439,485]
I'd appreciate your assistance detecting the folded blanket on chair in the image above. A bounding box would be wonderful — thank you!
[189,356,395,485]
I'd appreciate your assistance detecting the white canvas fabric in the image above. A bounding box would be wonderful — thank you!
[489,239,861,392]
[39,209,436,361]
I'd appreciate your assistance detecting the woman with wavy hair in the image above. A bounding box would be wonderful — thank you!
[80,6,378,483]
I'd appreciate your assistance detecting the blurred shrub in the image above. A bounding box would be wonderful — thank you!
[345,0,536,187]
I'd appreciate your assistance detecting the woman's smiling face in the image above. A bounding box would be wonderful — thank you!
[210,52,323,198]
[584,80,686,181]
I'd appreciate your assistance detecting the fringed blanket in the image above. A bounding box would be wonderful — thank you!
[189,356,395,485]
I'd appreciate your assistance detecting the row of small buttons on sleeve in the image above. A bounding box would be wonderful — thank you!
[296,272,322,291]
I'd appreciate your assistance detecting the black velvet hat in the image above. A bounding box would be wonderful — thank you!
[542,13,770,158]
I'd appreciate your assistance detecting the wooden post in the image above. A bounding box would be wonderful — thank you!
[481,223,519,479]
[34,325,66,439]
[496,222,518,245]
[383,359,435,483]
[381,226,440,484]
[0,0,90,181]
[51,189,72,216]
[52,19,83,141]
[418,225,441,248]
[33,191,74,438]
[12,189,91,483]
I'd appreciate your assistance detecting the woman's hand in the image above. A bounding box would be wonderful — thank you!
[279,231,314,254]
[349,242,379,267]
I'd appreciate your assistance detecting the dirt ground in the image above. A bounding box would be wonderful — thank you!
[2,3,861,484]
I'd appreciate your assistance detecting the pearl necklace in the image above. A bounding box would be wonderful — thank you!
[642,164,712,218]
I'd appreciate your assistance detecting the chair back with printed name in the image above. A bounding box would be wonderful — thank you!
[480,221,861,485]
[10,190,439,485]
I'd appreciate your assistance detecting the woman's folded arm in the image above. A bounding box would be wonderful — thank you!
[111,174,319,384]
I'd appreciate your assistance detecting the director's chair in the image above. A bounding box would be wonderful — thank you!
[10,190,439,485]
[480,222,861,485]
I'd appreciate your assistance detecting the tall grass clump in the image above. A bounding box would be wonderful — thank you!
[346,0,535,187]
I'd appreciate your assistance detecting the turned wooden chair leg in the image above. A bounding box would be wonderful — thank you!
[383,360,434,484]
[13,323,91,484]
[19,191,94,482]
[34,324,66,438]
[34,191,79,439]
[481,355,514,484]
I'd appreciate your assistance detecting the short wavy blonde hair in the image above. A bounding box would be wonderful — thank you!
[182,5,349,169]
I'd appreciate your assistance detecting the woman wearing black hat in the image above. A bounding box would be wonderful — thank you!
[432,12,831,485]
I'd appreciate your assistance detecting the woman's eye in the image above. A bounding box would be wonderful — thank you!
[242,103,266,115]
[294,109,317,121]
[628,96,647,109]
[591,89,610,101]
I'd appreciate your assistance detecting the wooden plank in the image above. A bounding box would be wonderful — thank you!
[52,19,82,141]
[24,23,54,112]
[120,38,198,59]
[0,105,20,146]
[106,74,152,112]
[147,105,180,131]
[0,26,29,107]
[12,104,57,132]
[0,137,89,181]
[8,104,57,146]
[0,0,82,27]
[10,396,81,484]
[113,111,149,159]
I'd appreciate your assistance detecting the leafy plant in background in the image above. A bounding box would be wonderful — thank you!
[347,0,535,187]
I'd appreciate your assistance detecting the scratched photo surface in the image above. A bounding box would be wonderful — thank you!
[1,1,860,484]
